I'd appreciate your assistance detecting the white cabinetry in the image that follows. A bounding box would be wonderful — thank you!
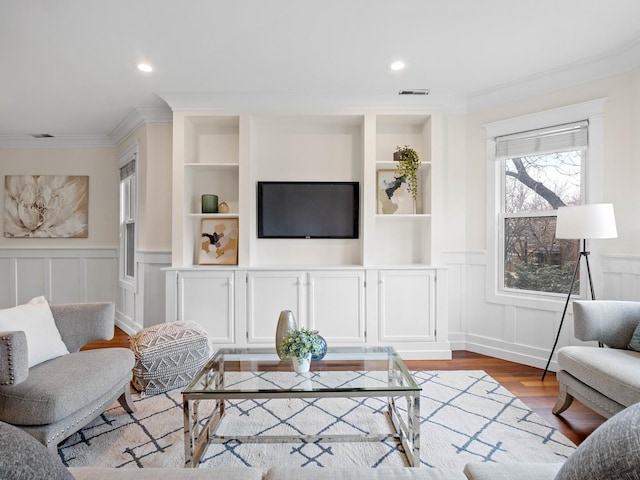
[167,270,235,344]
[246,271,304,344]
[164,108,450,359]
[378,270,435,342]
[246,270,365,346]
[307,270,365,344]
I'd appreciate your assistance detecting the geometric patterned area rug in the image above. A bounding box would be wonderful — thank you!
[59,370,575,470]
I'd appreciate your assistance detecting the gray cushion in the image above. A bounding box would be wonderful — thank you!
[0,420,73,480]
[463,463,562,480]
[69,467,264,480]
[0,348,134,425]
[628,322,640,352]
[131,321,210,395]
[554,402,640,480]
[557,346,640,408]
[265,466,466,480]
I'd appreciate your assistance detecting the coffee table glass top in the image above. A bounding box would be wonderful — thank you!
[183,346,419,396]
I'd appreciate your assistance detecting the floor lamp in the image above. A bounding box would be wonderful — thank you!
[541,203,617,381]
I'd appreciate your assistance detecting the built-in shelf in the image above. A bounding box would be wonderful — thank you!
[171,111,437,268]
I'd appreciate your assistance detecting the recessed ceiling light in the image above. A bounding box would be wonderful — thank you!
[137,63,153,73]
[390,61,405,71]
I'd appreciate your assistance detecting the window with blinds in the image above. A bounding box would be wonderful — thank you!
[497,121,586,295]
[119,157,136,280]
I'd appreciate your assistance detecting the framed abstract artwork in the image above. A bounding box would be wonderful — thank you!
[4,175,89,238]
[198,217,239,265]
[376,169,414,214]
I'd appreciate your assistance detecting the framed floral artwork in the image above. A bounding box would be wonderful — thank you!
[4,175,89,238]
[198,217,239,265]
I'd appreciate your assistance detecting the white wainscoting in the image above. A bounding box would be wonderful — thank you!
[0,248,118,308]
[443,251,640,371]
[116,250,171,335]
[0,248,170,337]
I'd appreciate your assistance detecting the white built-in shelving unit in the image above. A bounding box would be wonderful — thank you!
[165,110,450,359]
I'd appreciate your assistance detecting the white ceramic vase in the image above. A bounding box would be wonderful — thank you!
[292,354,312,373]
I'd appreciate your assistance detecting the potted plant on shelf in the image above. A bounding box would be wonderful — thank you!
[279,327,324,373]
[393,145,421,210]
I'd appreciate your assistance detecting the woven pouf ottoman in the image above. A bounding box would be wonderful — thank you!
[130,321,211,395]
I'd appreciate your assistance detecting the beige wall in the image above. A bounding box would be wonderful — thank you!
[463,66,640,254]
[0,147,118,247]
[117,122,173,251]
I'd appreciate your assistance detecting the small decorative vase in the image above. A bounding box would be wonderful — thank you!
[292,354,312,374]
[311,335,328,361]
[275,310,297,359]
[201,194,218,213]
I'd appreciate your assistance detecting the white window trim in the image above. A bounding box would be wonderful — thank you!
[118,140,139,293]
[484,99,607,311]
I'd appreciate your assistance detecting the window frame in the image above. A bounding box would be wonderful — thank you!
[484,99,607,310]
[118,141,139,292]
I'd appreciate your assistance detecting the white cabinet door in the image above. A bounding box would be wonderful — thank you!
[177,270,234,344]
[308,271,366,343]
[246,271,304,344]
[378,270,435,342]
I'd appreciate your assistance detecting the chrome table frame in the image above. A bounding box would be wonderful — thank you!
[182,346,420,468]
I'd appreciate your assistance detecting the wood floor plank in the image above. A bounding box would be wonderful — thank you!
[85,327,605,446]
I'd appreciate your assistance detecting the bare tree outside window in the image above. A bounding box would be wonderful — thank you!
[503,151,582,294]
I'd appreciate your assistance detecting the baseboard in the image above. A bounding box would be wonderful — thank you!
[115,311,143,336]
[464,335,556,372]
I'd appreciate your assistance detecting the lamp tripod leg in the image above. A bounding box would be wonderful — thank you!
[541,252,583,381]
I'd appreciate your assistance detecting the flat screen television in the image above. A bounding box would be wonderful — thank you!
[257,181,359,239]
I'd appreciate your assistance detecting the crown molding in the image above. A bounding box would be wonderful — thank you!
[0,106,172,148]
[157,91,468,114]
[0,134,115,148]
[467,34,640,112]
[108,105,173,146]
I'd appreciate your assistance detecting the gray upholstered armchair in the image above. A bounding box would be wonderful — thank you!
[0,302,135,449]
[553,300,640,418]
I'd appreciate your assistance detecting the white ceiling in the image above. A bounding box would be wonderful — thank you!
[2,0,640,145]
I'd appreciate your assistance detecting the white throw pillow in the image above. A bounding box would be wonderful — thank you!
[0,296,69,367]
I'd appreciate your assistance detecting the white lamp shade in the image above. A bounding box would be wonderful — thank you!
[556,203,618,239]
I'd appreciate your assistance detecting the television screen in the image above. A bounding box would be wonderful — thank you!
[257,181,359,239]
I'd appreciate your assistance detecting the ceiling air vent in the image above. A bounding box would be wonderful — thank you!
[29,133,55,138]
[398,89,430,95]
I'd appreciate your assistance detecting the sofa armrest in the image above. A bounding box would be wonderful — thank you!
[50,302,115,353]
[464,463,562,480]
[0,331,29,385]
[573,300,640,348]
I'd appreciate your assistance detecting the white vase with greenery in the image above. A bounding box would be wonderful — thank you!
[279,327,323,373]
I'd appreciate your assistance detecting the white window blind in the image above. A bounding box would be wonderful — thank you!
[119,159,136,180]
[495,121,588,159]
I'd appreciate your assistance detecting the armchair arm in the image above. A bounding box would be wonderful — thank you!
[50,302,115,353]
[573,300,640,348]
[0,331,29,386]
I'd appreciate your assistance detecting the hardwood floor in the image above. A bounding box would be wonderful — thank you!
[86,327,605,446]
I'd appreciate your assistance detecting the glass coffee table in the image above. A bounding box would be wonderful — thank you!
[182,346,421,468]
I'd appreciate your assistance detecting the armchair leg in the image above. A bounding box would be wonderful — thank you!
[552,384,574,416]
[118,386,136,413]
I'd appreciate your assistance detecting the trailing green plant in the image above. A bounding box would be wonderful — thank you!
[279,327,323,359]
[394,145,421,200]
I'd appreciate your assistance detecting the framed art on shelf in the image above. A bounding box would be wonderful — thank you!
[198,217,239,265]
[376,169,414,214]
